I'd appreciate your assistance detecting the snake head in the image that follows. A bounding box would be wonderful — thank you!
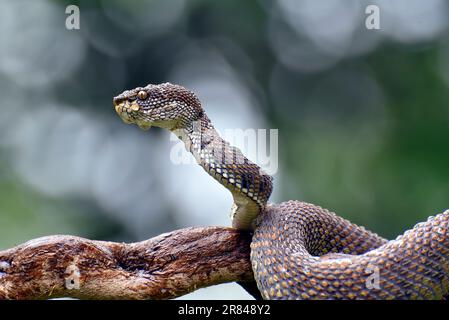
[113,82,203,131]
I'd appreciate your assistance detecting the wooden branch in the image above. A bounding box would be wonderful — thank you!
[0,227,254,300]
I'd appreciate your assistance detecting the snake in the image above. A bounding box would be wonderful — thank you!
[113,82,449,299]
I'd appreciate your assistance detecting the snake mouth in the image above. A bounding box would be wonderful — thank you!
[114,102,135,124]
[114,101,152,130]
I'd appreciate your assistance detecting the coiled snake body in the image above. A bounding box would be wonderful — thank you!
[114,83,449,299]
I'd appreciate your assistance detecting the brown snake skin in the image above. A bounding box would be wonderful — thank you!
[114,83,449,299]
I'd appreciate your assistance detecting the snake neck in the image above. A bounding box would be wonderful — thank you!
[173,114,273,230]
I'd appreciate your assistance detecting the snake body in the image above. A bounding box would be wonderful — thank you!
[114,83,449,299]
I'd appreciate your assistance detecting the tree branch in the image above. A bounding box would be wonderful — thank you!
[0,227,254,300]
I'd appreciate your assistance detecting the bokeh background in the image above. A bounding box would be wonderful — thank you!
[1,0,449,299]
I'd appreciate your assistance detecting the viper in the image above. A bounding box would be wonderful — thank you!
[113,82,449,299]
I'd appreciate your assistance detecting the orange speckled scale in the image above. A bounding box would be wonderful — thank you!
[252,201,449,299]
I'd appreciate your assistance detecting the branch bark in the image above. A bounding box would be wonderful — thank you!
[0,227,254,300]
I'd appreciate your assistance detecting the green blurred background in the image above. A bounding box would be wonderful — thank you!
[1,0,449,299]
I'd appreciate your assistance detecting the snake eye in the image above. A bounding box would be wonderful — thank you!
[137,90,148,100]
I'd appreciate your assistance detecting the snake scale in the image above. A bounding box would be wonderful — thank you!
[114,83,449,299]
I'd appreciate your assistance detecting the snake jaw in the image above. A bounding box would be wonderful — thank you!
[115,102,133,124]
[136,121,152,131]
[115,101,152,129]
